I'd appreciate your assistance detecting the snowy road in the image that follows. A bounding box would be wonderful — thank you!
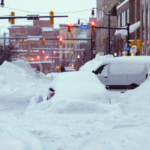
[0,59,150,150]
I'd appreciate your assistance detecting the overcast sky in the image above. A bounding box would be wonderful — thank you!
[0,0,96,35]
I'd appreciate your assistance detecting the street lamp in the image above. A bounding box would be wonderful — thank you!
[114,52,117,57]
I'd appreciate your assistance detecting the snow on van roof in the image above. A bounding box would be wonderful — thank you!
[102,56,150,64]
[94,56,150,71]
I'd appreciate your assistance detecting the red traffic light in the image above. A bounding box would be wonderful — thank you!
[67,21,71,26]
[59,37,63,42]
[36,56,40,61]
[53,51,56,54]
[91,21,95,26]
[46,55,49,59]
[42,51,45,54]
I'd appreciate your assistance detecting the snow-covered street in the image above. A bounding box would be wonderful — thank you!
[0,57,150,150]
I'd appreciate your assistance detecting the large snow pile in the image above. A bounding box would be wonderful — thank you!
[1,58,150,149]
[79,54,114,72]
[0,60,50,113]
[25,72,110,114]
[116,69,150,117]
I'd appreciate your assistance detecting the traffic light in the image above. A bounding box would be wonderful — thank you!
[59,37,63,45]
[42,51,45,54]
[1,0,4,7]
[53,51,56,54]
[36,56,40,61]
[129,40,135,47]
[137,40,141,56]
[72,64,74,67]
[91,21,95,32]
[101,38,105,45]
[50,11,54,24]
[45,55,49,61]
[67,21,71,32]
[21,38,24,43]
[31,58,34,61]
[42,38,45,45]
[91,9,95,16]
[10,12,15,24]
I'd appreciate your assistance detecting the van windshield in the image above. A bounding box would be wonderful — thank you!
[110,63,145,75]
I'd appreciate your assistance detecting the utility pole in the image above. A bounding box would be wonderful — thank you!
[91,32,93,60]
[127,23,130,56]
[108,11,111,54]
[3,32,6,51]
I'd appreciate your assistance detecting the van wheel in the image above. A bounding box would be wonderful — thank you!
[130,84,138,90]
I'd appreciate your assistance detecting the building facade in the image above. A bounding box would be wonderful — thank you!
[96,0,118,55]
[8,20,59,73]
[59,24,77,67]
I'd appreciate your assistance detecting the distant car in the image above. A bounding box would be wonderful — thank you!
[65,67,76,72]
[93,56,150,90]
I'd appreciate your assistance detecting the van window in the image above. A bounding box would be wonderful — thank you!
[96,65,107,74]
[101,65,108,76]
[110,63,145,75]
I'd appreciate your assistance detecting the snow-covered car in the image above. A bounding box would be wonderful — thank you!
[65,67,76,72]
[47,88,55,100]
[93,56,150,90]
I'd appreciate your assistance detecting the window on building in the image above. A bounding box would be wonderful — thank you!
[71,43,73,48]
[122,12,125,26]
[67,43,69,48]
[63,43,65,48]
[71,33,73,38]
[102,7,104,18]
[127,9,129,23]
[118,15,120,27]
[67,33,69,38]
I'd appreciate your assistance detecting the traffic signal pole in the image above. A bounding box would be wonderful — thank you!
[0,15,68,20]
[108,12,111,54]
[127,23,130,56]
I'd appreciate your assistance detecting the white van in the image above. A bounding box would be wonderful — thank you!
[93,56,150,90]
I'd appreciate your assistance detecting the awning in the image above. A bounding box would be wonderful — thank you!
[115,21,141,36]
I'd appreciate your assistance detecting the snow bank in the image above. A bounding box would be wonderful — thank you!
[25,72,111,114]
[79,54,113,72]
[12,59,45,78]
[116,69,150,117]
[0,60,50,113]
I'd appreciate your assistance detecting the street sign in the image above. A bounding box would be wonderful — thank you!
[45,51,53,54]
[124,47,130,51]
[130,46,137,54]
[80,25,90,29]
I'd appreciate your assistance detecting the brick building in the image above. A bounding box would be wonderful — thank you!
[141,0,150,55]
[59,24,78,67]
[8,20,59,73]
[115,0,142,56]
[96,0,118,55]
[59,22,91,69]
